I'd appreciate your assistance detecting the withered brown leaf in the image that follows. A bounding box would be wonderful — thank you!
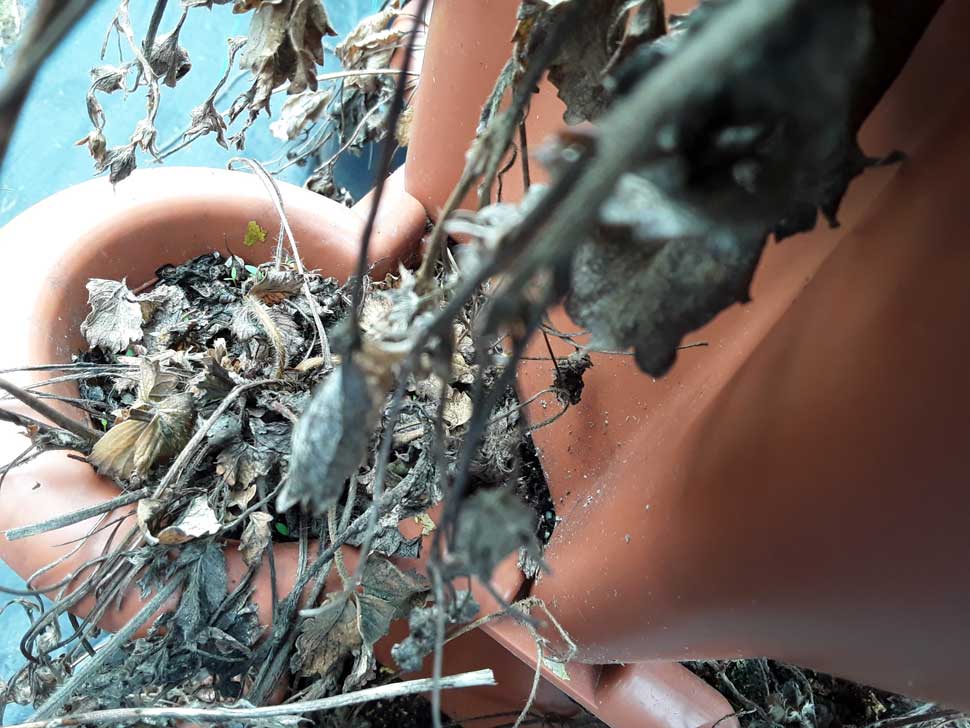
[90,393,194,479]
[239,0,336,112]
[248,270,303,304]
[238,511,273,566]
[292,592,360,679]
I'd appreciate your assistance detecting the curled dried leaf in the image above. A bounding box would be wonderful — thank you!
[269,88,332,140]
[148,12,192,88]
[239,512,273,566]
[156,496,221,545]
[239,0,336,112]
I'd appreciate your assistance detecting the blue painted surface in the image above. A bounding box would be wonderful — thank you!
[0,1,384,721]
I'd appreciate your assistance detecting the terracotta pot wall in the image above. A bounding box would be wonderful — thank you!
[518,0,970,711]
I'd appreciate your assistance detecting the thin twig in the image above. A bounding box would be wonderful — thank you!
[513,639,543,728]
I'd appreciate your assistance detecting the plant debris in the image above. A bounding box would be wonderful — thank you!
[1,243,559,724]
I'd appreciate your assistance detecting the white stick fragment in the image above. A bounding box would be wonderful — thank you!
[9,669,496,727]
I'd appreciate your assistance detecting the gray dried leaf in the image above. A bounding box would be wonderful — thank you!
[156,496,221,545]
[148,13,192,88]
[101,144,137,184]
[216,441,275,488]
[176,541,228,639]
[563,0,881,376]
[279,361,379,514]
[361,556,429,618]
[452,488,538,581]
[520,0,663,124]
[80,279,143,353]
[239,511,273,566]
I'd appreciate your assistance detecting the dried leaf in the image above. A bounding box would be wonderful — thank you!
[133,393,195,474]
[361,556,429,618]
[335,8,408,93]
[292,592,359,679]
[80,279,143,353]
[249,270,302,304]
[564,0,882,376]
[148,14,192,88]
[452,488,538,580]
[239,512,273,566]
[156,496,221,545]
[442,387,473,428]
[137,358,178,402]
[137,497,164,536]
[239,0,336,112]
[519,0,663,124]
[89,418,144,479]
[279,361,380,513]
[269,88,332,140]
[101,144,137,184]
[90,393,194,479]
[216,441,275,488]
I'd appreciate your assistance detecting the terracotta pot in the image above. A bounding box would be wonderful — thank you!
[511,0,970,715]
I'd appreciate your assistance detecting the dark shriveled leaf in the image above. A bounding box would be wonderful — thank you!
[452,488,538,581]
[563,0,891,376]
[279,361,379,513]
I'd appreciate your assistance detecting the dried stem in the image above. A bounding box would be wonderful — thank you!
[14,669,495,727]
[5,487,150,541]
[348,0,434,352]
[0,377,99,443]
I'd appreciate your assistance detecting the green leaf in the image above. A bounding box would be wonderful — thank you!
[244,220,268,247]
[275,522,289,537]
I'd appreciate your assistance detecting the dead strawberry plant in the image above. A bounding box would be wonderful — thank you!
[0,0,959,727]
